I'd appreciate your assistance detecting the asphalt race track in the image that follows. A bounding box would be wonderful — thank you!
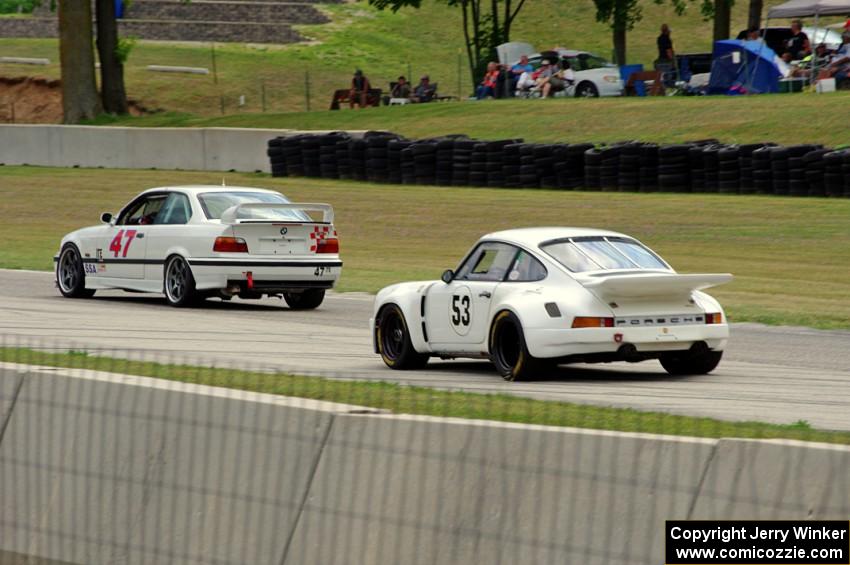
[2,269,849,430]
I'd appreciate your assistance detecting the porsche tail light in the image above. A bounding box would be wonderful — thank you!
[704,312,723,324]
[213,237,249,253]
[572,316,614,328]
[317,237,339,254]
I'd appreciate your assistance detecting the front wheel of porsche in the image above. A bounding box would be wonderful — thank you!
[376,304,429,370]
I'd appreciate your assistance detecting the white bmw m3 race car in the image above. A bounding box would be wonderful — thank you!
[372,228,732,380]
[55,185,341,309]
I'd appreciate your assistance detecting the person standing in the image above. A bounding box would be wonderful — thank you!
[657,24,674,63]
[350,69,371,109]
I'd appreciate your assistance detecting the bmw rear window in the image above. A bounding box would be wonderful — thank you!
[541,236,669,273]
[198,191,309,221]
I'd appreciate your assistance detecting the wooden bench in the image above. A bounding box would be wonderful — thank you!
[330,88,382,110]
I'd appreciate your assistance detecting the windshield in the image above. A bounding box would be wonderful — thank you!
[541,236,669,273]
[198,191,309,221]
[564,53,609,70]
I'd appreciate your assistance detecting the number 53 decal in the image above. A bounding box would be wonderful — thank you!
[451,294,470,327]
[109,229,137,258]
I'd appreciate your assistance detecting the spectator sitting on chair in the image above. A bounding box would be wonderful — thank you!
[825,32,850,82]
[350,69,371,109]
[782,20,810,62]
[476,62,500,99]
[412,75,436,103]
[542,60,575,98]
[530,59,555,95]
[385,75,411,104]
[510,55,534,92]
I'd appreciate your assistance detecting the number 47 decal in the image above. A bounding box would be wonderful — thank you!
[109,229,137,258]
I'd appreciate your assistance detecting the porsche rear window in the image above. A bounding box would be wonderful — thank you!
[198,191,308,221]
[541,237,668,273]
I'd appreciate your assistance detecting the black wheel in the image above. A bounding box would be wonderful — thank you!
[489,310,548,381]
[376,304,428,370]
[56,244,95,298]
[164,255,199,307]
[283,289,325,310]
[575,82,599,98]
[660,349,723,376]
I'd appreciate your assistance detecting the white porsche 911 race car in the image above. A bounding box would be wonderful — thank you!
[372,228,732,380]
[55,185,341,309]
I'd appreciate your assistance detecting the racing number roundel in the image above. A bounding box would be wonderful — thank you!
[450,286,472,336]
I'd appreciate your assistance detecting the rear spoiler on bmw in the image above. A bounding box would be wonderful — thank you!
[220,203,334,224]
[581,273,733,300]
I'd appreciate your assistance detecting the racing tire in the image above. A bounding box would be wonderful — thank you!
[56,244,96,298]
[164,255,200,307]
[283,288,326,310]
[659,349,723,376]
[575,82,599,98]
[376,304,429,370]
[489,310,549,381]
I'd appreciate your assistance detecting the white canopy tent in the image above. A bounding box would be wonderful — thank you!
[768,0,850,18]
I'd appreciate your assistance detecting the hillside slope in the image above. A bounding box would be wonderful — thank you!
[0,0,799,116]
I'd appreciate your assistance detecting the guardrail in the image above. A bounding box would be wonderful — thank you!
[1,348,848,565]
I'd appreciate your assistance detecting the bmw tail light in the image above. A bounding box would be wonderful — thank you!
[317,237,339,254]
[213,237,249,253]
[705,312,723,324]
[572,316,615,328]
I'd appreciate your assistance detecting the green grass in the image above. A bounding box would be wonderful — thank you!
[91,94,850,147]
[0,0,821,117]
[5,346,850,440]
[2,165,850,329]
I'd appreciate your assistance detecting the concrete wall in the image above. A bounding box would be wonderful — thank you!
[1,362,848,565]
[0,125,316,173]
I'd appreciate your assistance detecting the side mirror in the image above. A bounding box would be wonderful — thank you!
[100,212,113,224]
[441,269,454,284]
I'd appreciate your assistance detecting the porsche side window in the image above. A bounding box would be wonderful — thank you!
[155,193,192,225]
[507,251,547,282]
[456,243,517,282]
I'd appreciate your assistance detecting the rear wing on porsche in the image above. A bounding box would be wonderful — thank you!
[581,273,733,300]
[220,203,334,224]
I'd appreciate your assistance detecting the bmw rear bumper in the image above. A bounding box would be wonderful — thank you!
[187,257,342,291]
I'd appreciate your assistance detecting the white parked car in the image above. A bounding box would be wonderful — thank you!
[518,49,624,97]
[372,228,731,380]
[55,185,341,309]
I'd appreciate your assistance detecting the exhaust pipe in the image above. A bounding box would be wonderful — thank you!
[616,343,639,361]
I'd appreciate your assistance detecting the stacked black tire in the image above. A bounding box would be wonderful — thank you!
[267,134,850,198]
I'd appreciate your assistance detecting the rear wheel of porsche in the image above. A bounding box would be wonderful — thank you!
[283,288,326,310]
[489,311,548,381]
[660,349,723,375]
[56,244,95,298]
[376,304,429,370]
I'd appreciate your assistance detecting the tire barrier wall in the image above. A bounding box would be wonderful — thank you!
[1,363,849,565]
[0,125,364,173]
[269,131,850,197]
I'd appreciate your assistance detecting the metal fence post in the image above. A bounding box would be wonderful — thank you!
[305,70,311,112]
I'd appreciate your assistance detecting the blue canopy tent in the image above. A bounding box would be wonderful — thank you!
[708,40,783,95]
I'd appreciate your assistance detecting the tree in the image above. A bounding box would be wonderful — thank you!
[747,0,762,29]
[593,0,641,66]
[95,0,129,114]
[368,0,528,88]
[712,0,732,40]
[58,0,101,122]
[593,0,689,67]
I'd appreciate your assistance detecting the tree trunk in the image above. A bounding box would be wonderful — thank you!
[96,0,128,114]
[613,26,627,66]
[59,0,100,122]
[747,0,763,30]
[713,0,731,41]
